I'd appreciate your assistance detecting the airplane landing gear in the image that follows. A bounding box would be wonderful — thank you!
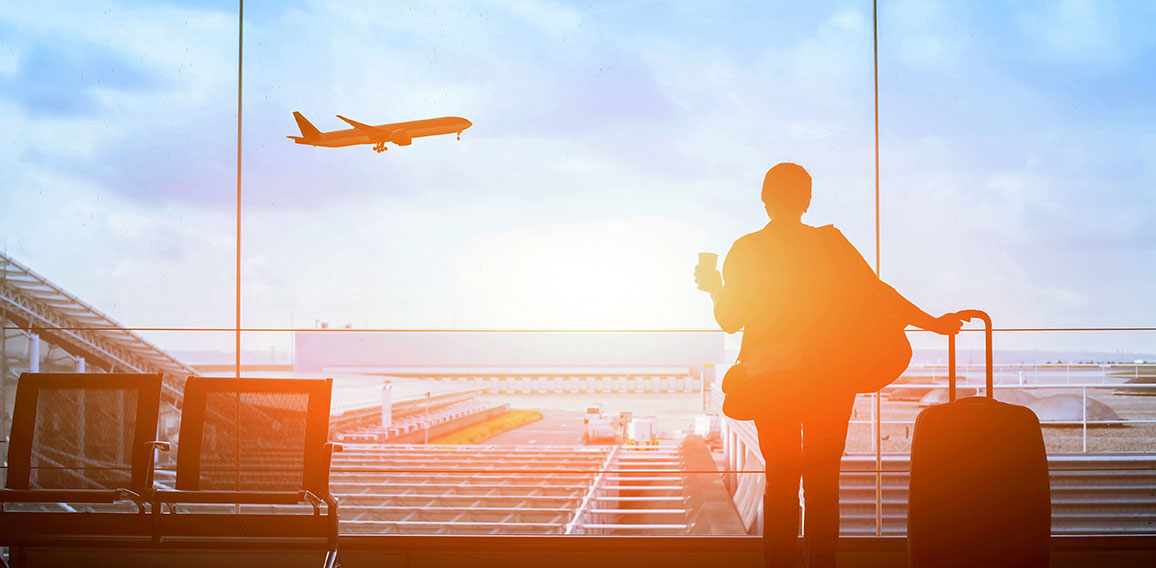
[456,131,461,141]
[373,142,387,153]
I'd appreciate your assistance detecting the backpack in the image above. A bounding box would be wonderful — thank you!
[811,225,912,394]
[720,225,911,421]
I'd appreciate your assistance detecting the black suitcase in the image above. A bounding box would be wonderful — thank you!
[907,309,1051,568]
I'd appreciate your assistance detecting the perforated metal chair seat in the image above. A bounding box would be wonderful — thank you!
[150,377,341,568]
[0,373,166,564]
[0,488,143,505]
[152,489,322,506]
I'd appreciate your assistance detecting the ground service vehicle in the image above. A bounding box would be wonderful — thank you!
[627,417,658,446]
[584,404,603,424]
[582,417,616,445]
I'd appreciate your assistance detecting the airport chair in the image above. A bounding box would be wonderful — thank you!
[151,376,342,568]
[0,372,167,566]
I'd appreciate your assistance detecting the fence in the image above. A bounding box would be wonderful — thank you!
[715,365,1156,536]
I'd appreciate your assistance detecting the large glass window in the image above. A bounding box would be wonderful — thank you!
[2,0,1154,538]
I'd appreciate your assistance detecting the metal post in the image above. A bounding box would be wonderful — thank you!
[76,390,88,470]
[872,0,883,537]
[234,0,243,381]
[424,391,431,444]
[381,380,393,429]
[1,276,7,451]
[1082,385,1087,453]
[949,334,956,402]
[728,429,738,492]
[28,333,39,373]
[702,363,714,410]
[721,423,731,489]
[1,255,6,444]
[874,390,882,535]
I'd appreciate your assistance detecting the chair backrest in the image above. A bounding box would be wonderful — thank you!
[174,377,333,496]
[5,372,164,492]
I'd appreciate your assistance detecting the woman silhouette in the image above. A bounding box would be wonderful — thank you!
[695,163,961,568]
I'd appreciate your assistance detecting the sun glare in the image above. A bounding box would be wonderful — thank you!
[454,217,703,329]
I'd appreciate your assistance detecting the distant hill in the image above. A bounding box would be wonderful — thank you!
[911,349,1156,365]
[170,345,1155,370]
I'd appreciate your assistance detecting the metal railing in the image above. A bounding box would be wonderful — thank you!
[848,382,1156,454]
[3,324,1156,537]
[565,446,619,534]
[714,367,1156,536]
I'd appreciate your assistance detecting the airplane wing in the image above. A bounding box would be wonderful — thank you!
[336,115,387,135]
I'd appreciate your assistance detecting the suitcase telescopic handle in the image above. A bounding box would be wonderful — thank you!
[947,309,993,402]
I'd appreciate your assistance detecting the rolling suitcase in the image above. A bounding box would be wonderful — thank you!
[907,309,1051,568]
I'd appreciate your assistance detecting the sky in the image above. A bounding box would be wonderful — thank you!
[1,0,1154,356]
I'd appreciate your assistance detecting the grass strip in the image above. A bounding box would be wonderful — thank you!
[431,409,544,444]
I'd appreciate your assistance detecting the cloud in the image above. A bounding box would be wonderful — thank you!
[0,2,874,215]
[0,2,244,206]
[0,36,160,116]
[1016,0,1126,67]
[0,0,689,209]
[0,165,237,333]
[485,0,583,40]
[2,0,1155,352]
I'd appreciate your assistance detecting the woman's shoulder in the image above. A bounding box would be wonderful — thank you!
[730,222,851,254]
[810,224,854,245]
[811,223,842,235]
[730,225,772,250]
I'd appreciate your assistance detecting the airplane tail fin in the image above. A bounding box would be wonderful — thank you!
[293,111,322,140]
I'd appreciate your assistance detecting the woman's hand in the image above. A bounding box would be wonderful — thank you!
[694,266,723,295]
[929,313,964,336]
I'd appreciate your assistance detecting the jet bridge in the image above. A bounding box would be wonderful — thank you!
[0,251,197,463]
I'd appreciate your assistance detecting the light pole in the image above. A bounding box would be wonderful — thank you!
[424,391,431,444]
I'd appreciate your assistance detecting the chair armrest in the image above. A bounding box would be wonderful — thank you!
[152,490,307,506]
[0,488,146,512]
[320,442,343,489]
[117,489,147,513]
[147,441,172,452]
[296,489,338,511]
[142,440,172,491]
[300,490,322,515]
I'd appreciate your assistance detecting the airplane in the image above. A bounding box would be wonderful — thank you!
[288,112,472,153]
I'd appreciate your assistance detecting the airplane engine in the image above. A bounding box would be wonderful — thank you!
[390,130,413,146]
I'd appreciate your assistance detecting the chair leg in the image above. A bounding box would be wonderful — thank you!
[14,546,27,568]
[6,546,23,568]
[322,549,340,568]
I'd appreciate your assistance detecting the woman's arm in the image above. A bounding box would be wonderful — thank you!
[695,240,751,334]
[877,281,961,335]
[828,227,961,335]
